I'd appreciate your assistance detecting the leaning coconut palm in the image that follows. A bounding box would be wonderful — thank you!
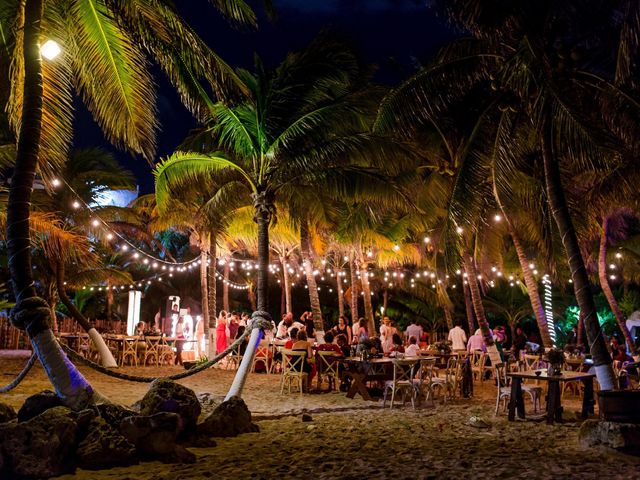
[157,37,410,398]
[2,0,259,407]
[378,0,640,389]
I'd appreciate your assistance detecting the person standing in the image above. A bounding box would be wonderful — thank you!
[174,316,185,365]
[380,316,395,354]
[216,311,228,354]
[448,320,468,351]
[194,315,205,359]
[405,320,423,345]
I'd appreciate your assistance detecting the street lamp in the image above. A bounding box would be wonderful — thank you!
[41,40,61,60]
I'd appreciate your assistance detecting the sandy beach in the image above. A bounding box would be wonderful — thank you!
[1,350,638,480]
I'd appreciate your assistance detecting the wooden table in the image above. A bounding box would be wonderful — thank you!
[342,357,432,401]
[507,370,596,424]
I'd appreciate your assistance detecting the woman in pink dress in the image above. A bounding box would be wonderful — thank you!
[216,311,228,354]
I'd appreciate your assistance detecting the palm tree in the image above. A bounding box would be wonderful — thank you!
[156,38,402,397]
[378,0,640,389]
[3,0,259,407]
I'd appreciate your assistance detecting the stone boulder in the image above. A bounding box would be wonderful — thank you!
[0,402,17,424]
[95,402,137,427]
[17,390,62,422]
[197,396,259,438]
[0,406,78,478]
[120,412,193,463]
[579,419,640,453]
[77,417,138,470]
[139,379,200,433]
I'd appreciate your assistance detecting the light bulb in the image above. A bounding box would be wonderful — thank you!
[41,40,61,60]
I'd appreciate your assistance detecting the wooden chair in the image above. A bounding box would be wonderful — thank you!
[416,358,438,405]
[383,358,420,409]
[158,336,175,366]
[430,357,460,403]
[120,337,139,366]
[251,339,273,374]
[143,336,162,366]
[280,349,308,394]
[226,342,244,370]
[77,335,91,358]
[470,350,486,382]
[316,351,341,391]
[494,363,542,415]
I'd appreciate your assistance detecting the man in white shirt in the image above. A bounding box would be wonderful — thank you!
[405,336,421,357]
[405,320,423,344]
[448,320,468,351]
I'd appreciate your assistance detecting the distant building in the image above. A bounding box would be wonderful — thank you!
[91,188,138,208]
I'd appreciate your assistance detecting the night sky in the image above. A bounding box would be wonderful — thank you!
[74,0,457,194]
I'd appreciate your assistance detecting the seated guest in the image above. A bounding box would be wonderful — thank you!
[405,336,420,357]
[335,334,351,357]
[135,321,146,336]
[613,345,632,363]
[467,329,487,353]
[284,328,299,349]
[317,331,343,355]
[291,330,316,389]
[388,333,405,355]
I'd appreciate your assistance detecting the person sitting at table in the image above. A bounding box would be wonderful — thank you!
[388,333,405,355]
[303,312,316,340]
[291,330,316,390]
[335,334,351,357]
[405,336,420,357]
[351,318,360,344]
[284,328,299,349]
[357,321,369,342]
[613,345,632,363]
[276,312,292,339]
[135,321,146,336]
[467,329,487,353]
[317,331,343,355]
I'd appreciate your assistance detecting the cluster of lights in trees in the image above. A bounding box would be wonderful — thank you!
[50,176,627,297]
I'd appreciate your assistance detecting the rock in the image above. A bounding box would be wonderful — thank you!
[77,417,137,470]
[301,413,313,422]
[0,406,77,478]
[197,396,259,438]
[164,445,196,464]
[139,379,200,433]
[95,402,137,427]
[17,390,62,422]
[120,412,182,457]
[579,419,640,453]
[0,402,17,423]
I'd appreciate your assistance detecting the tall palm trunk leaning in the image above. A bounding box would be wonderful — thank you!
[463,280,476,335]
[199,249,209,349]
[356,246,375,335]
[541,123,616,390]
[599,215,636,355]
[509,221,552,347]
[462,254,494,346]
[300,215,323,338]
[55,261,117,367]
[7,0,93,409]
[208,240,217,328]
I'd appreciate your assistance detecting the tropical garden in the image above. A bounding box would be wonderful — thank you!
[0,0,639,437]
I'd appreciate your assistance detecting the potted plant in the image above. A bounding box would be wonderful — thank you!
[546,348,565,376]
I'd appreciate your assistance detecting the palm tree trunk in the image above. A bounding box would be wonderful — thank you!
[106,280,113,322]
[349,254,359,320]
[463,280,476,334]
[336,266,345,318]
[226,190,274,400]
[577,310,584,348]
[443,304,454,331]
[280,255,292,313]
[208,240,217,326]
[200,248,209,336]
[462,254,493,346]
[510,226,552,347]
[599,215,636,355]
[55,261,117,368]
[300,215,323,336]
[7,0,93,409]
[541,123,615,389]
[383,288,389,313]
[223,261,230,312]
